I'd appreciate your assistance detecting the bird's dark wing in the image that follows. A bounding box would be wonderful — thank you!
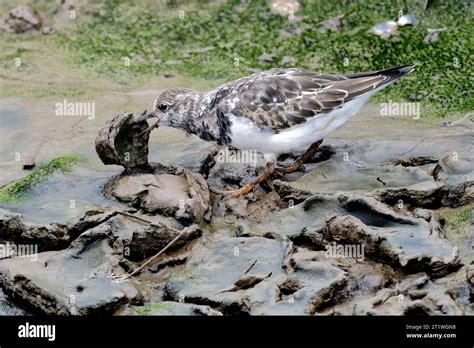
[206,67,404,132]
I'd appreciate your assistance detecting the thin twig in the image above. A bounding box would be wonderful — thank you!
[244,260,258,274]
[112,210,185,281]
[115,227,187,281]
[115,210,180,232]
[399,139,424,156]
[116,210,157,225]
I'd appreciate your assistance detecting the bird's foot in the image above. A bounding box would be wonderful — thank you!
[224,163,276,197]
[276,139,323,174]
[225,183,257,198]
[276,160,304,174]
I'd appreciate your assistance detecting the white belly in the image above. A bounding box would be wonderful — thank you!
[228,94,371,161]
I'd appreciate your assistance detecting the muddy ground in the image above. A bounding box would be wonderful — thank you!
[0,91,472,315]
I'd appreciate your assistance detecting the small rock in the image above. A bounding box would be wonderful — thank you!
[270,0,300,16]
[413,208,432,221]
[319,16,342,32]
[397,273,429,293]
[131,53,145,62]
[22,161,35,170]
[397,14,417,27]
[281,55,297,65]
[165,60,182,65]
[258,53,275,63]
[41,26,56,35]
[3,6,43,33]
[372,20,398,38]
[278,29,293,38]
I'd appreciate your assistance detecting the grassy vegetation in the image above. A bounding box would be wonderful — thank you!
[62,0,473,117]
[0,0,471,115]
[437,204,473,246]
[129,302,172,315]
[0,154,82,202]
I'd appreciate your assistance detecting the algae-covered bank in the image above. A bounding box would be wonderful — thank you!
[0,0,472,345]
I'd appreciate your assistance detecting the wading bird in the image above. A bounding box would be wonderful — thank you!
[138,65,415,196]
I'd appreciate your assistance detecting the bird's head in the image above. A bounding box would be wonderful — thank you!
[152,87,193,127]
[136,87,194,135]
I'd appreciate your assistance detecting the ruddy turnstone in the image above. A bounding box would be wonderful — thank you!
[139,65,415,196]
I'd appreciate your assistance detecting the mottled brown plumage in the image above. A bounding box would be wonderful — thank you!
[145,65,415,151]
[211,67,401,132]
[143,65,415,196]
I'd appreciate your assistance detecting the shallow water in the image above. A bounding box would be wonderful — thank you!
[0,167,120,225]
[0,106,28,130]
[0,94,215,225]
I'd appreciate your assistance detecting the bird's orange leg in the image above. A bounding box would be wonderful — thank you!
[226,163,276,198]
[278,139,323,174]
[224,139,323,197]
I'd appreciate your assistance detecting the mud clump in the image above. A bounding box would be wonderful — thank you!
[96,111,211,223]
[103,169,210,224]
[0,224,142,315]
[95,112,152,171]
[0,208,117,252]
[124,223,202,261]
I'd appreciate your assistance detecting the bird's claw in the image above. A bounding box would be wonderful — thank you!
[225,184,256,198]
[208,184,256,197]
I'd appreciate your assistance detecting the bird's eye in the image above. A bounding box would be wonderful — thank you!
[159,104,169,112]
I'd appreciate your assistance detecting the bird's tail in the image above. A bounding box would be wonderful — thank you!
[344,65,416,88]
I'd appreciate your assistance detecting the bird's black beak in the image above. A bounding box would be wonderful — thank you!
[133,110,156,123]
[135,110,163,136]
